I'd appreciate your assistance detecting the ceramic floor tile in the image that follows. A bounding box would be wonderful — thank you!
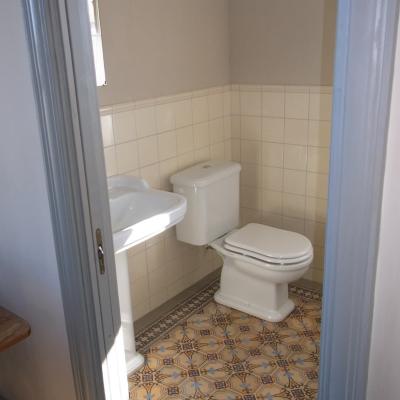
[131,279,322,399]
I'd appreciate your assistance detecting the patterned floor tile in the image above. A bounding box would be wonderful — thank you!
[130,280,322,399]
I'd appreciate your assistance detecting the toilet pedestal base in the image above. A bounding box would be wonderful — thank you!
[214,289,295,322]
[213,254,306,322]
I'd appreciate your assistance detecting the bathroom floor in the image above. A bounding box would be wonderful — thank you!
[130,279,321,400]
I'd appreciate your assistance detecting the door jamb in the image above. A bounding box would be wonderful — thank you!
[319,1,399,399]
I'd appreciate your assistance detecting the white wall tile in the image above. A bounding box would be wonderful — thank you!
[104,146,117,176]
[283,144,307,170]
[146,241,166,272]
[309,93,332,120]
[115,141,139,173]
[193,122,210,149]
[223,92,231,116]
[148,266,167,295]
[262,92,285,118]
[131,275,149,306]
[209,118,224,144]
[241,140,262,164]
[262,167,283,191]
[283,193,306,219]
[285,92,309,119]
[175,99,193,128]
[305,221,326,246]
[241,186,262,209]
[210,142,225,160]
[224,140,232,161]
[283,169,307,195]
[242,163,262,187]
[231,91,241,115]
[159,157,178,190]
[306,172,329,199]
[138,136,159,166]
[156,103,175,133]
[262,142,284,167]
[262,118,284,143]
[112,111,136,144]
[223,116,232,140]
[177,151,195,169]
[262,190,282,214]
[176,126,194,154]
[241,116,262,141]
[140,163,160,189]
[305,197,327,222]
[101,114,114,147]
[128,250,147,279]
[240,91,262,116]
[208,93,224,119]
[192,96,209,123]
[307,147,330,173]
[308,120,331,147]
[231,116,241,138]
[135,106,157,138]
[195,146,211,162]
[262,211,282,228]
[231,139,241,161]
[282,216,305,235]
[241,208,263,226]
[158,130,177,161]
[284,119,308,145]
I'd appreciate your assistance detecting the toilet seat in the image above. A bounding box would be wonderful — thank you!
[223,223,313,265]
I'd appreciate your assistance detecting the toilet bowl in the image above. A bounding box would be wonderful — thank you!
[211,223,313,322]
[171,160,313,322]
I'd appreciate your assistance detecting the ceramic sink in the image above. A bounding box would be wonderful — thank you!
[108,175,187,254]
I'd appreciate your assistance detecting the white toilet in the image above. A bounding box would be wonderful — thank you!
[171,160,313,322]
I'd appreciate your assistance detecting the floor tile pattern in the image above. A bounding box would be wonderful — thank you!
[131,280,322,399]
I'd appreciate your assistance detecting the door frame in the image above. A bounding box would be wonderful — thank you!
[23,0,128,399]
[319,1,399,399]
[21,0,399,399]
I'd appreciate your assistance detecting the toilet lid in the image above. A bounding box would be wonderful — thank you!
[224,223,312,263]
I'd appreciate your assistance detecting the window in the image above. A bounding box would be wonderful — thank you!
[87,0,106,86]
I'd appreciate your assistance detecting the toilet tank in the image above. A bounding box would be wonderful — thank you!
[170,161,241,245]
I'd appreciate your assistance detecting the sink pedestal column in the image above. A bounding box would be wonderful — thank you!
[115,251,144,374]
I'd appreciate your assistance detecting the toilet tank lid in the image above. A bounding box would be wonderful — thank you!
[170,161,241,188]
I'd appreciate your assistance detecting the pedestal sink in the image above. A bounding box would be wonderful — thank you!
[108,175,187,374]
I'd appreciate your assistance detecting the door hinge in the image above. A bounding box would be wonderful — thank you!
[96,228,106,274]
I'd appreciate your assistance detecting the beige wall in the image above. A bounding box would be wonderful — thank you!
[98,0,230,106]
[367,18,400,400]
[229,0,337,86]
[97,0,336,104]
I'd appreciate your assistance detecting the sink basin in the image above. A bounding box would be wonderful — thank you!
[108,175,187,254]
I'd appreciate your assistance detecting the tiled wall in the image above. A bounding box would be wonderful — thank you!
[100,85,232,320]
[101,84,332,319]
[231,85,332,283]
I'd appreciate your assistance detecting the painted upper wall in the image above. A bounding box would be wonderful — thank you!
[0,2,76,399]
[229,0,337,86]
[98,0,230,106]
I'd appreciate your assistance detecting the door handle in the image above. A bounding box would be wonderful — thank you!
[96,228,106,274]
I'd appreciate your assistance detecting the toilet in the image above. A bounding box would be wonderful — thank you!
[171,160,313,322]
